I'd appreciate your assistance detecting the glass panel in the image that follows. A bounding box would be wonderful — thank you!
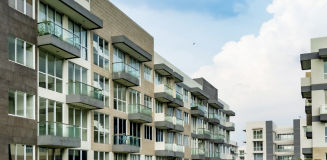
[56,102,62,122]
[8,90,15,115]
[48,76,54,91]
[26,94,34,119]
[8,0,15,8]
[39,51,46,73]
[16,39,24,65]
[48,54,55,76]
[25,42,33,68]
[39,148,47,160]
[16,144,24,160]
[17,0,24,13]
[39,97,46,122]
[39,73,46,88]
[8,36,15,61]
[55,59,62,78]
[16,91,24,116]
[56,79,62,93]
[38,2,46,22]
[25,145,33,160]
[26,0,33,18]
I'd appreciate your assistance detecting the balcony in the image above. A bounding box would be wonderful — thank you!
[320,105,327,122]
[225,110,235,116]
[37,21,80,59]
[40,0,102,29]
[305,126,312,139]
[208,99,224,109]
[208,113,220,124]
[172,117,184,132]
[168,91,184,107]
[112,135,140,153]
[225,122,235,131]
[112,35,152,62]
[37,121,81,148]
[154,113,174,130]
[155,142,174,157]
[300,53,314,70]
[154,84,174,103]
[276,148,294,153]
[154,63,173,76]
[275,136,293,145]
[174,144,184,157]
[211,134,225,144]
[301,76,311,98]
[197,128,211,140]
[191,104,207,117]
[190,87,209,100]
[128,104,152,123]
[66,81,104,109]
[305,99,312,114]
[191,148,205,160]
[112,62,140,87]
[302,148,313,157]
[172,72,183,83]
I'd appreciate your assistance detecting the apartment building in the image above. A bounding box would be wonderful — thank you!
[300,36,327,159]
[0,0,237,160]
[237,146,245,160]
[244,120,303,160]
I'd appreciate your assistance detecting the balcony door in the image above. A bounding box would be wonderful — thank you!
[39,97,62,136]
[130,122,141,146]
[38,2,62,38]
[129,89,140,105]
[114,117,126,144]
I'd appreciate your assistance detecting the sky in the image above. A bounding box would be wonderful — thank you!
[109,0,327,145]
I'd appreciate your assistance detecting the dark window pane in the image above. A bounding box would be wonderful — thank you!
[8,36,15,61]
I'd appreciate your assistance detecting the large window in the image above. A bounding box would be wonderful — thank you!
[94,151,109,160]
[68,19,87,60]
[183,89,189,103]
[154,72,163,85]
[93,34,109,70]
[8,0,34,18]
[114,153,127,160]
[144,95,152,109]
[253,129,263,139]
[184,112,189,124]
[253,141,263,151]
[94,73,109,107]
[176,109,182,120]
[144,125,153,140]
[9,144,34,160]
[8,35,34,69]
[254,153,263,160]
[94,112,109,144]
[68,62,88,95]
[276,133,293,141]
[9,90,34,119]
[184,135,189,146]
[39,148,62,160]
[69,107,87,141]
[130,154,140,160]
[145,155,152,160]
[155,101,163,113]
[176,133,182,145]
[114,83,126,112]
[39,50,63,93]
[144,65,152,82]
[69,150,87,160]
[156,128,163,142]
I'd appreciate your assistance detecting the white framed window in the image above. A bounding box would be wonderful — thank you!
[8,0,34,18]
[69,107,88,141]
[130,154,140,160]
[144,65,152,82]
[145,155,152,160]
[156,128,163,142]
[184,135,189,146]
[144,95,153,109]
[254,153,263,160]
[9,144,34,160]
[94,151,109,160]
[144,125,152,140]
[8,89,34,119]
[176,133,182,145]
[39,148,62,160]
[94,112,110,144]
[184,112,189,124]
[8,35,35,69]
[253,129,263,139]
[253,141,263,151]
[114,83,126,112]
[94,72,109,107]
[39,50,63,93]
[93,33,109,70]
[155,101,163,113]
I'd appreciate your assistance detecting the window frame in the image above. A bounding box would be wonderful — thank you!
[8,35,35,69]
[144,125,153,140]
[94,112,110,144]
[9,89,35,119]
[8,0,35,18]
[144,65,153,82]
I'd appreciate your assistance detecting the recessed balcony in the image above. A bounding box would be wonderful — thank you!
[208,113,220,124]
[191,148,205,160]
[305,126,312,139]
[301,76,311,98]
[155,142,174,157]
[37,21,81,59]
[112,135,140,153]
[191,104,207,117]
[128,104,152,123]
[66,81,104,109]
[40,0,103,29]
[154,113,174,130]
[155,84,174,103]
[112,62,140,87]
[320,105,327,122]
[37,121,81,148]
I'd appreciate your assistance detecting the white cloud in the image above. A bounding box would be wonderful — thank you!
[193,0,327,143]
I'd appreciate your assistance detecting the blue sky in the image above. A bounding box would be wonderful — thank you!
[110,0,272,75]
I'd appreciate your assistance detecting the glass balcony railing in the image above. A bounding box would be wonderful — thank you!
[37,21,81,48]
[67,81,103,101]
[197,128,210,135]
[305,126,312,132]
[165,143,173,151]
[113,135,140,147]
[176,118,183,126]
[176,145,184,152]
[165,114,174,123]
[164,85,173,96]
[275,136,294,141]
[209,113,219,119]
[176,91,183,100]
[320,105,327,114]
[191,104,207,113]
[276,148,294,152]
[128,104,152,116]
[192,148,205,155]
[38,121,80,139]
[113,62,139,78]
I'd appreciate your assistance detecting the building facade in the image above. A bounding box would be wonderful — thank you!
[300,36,327,159]
[0,0,237,160]
[244,120,303,160]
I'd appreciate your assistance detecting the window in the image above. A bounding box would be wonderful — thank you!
[144,65,152,82]
[93,34,109,70]
[69,107,87,141]
[8,90,34,119]
[94,151,109,160]
[113,117,127,145]
[156,128,163,142]
[253,141,263,151]
[130,154,140,160]
[167,132,174,144]
[325,60,327,79]
[325,124,327,142]
[68,62,88,95]
[277,156,293,160]
[184,135,189,146]
[176,133,182,145]
[253,129,263,139]
[156,157,164,160]
[69,150,87,160]
[8,0,34,18]
[155,101,163,113]
[114,153,127,160]
[114,83,126,112]
[254,153,263,160]
[176,109,182,119]
[144,125,153,140]
[9,144,34,160]
[39,50,63,93]
[145,155,152,160]
[155,72,163,85]
[39,148,62,160]
[184,112,189,124]
[276,133,293,141]
[176,85,183,100]
[8,35,34,68]
[94,112,109,144]
[144,95,152,109]
[94,73,109,107]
